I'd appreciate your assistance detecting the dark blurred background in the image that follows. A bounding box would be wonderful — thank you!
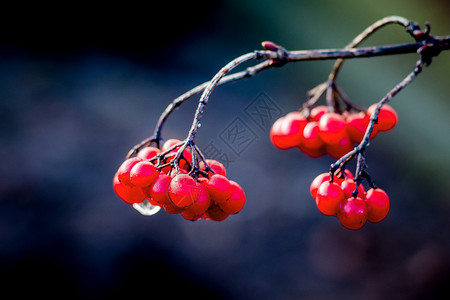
[1,1,449,299]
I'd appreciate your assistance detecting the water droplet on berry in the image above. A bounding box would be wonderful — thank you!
[132,199,161,216]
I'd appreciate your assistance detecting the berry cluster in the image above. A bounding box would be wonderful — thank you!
[270,103,398,158]
[310,170,390,230]
[113,139,245,221]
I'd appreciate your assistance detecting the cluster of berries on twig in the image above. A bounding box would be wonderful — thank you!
[270,100,398,159]
[310,170,390,230]
[113,138,245,221]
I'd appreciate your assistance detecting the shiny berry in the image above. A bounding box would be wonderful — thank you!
[368,103,398,132]
[337,197,368,230]
[181,182,211,221]
[318,112,347,145]
[315,181,345,216]
[147,173,172,206]
[219,181,245,214]
[113,172,146,204]
[129,161,159,187]
[168,174,200,208]
[365,188,390,223]
[137,146,161,160]
[117,157,142,186]
[207,174,233,204]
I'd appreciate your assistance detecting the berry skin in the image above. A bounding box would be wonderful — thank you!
[365,188,390,223]
[310,105,328,122]
[129,161,159,187]
[204,205,229,221]
[325,134,353,159]
[117,157,142,186]
[199,159,227,177]
[345,112,369,143]
[341,179,366,199]
[219,181,246,214]
[310,173,331,198]
[318,112,347,145]
[162,138,182,152]
[207,174,233,204]
[168,174,201,208]
[181,183,211,221]
[270,112,308,150]
[337,197,368,230]
[368,104,398,132]
[315,181,345,216]
[113,172,146,204]
[137,146,161,160]
[147,173,172,206]
[302,121,323,150]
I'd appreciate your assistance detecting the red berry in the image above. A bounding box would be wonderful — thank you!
[318,112,347,145]
[163,202,185,214]
[301,121,323,150]
[310,173,331,198]
[204,204,229,221]
[181,183,211,221]
[368,104,398,132]
[337,197,368,230]
[129,161,159,187]
[315,181,345,216]
[207,174,233,204]
[117,157,142,186]
[270,112,307,150]
[147,173,172,206]
[113,172,146,204]
[341,179,366,199]
[365,188,390,223]
[219,181,245,214]
[325,134,353,159]
[162,138,182,152]
[199,159,227,177]
[137,146,161,160]
[168,174,200,208]
[310,105,328,122]
[345,112,369,143]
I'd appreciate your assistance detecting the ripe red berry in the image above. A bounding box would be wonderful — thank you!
[365,188,390,223]
[318,112,347,145]
[207,174,233,204]
[117,157,142,186]
[147,173,172,206]
[129,161,159,187]
[204,204,229,221]
[168,174,201,208]
[199,159,227,177]
[368,104,398,132]
[137,146,161,160]
[325,134,353,159]
[181,183,211,221]
[113,172,146,204]
[345,112,369,143]
[219,181,245,214]
[337,197,368,230]
[315,181,345,216]
[341,179,366,199]
[310,105,328,122]
[162,138,182,152]
[301,121,323,150]
[310,173,331,198]
[163,202,185,214]
[270,112,307,150]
